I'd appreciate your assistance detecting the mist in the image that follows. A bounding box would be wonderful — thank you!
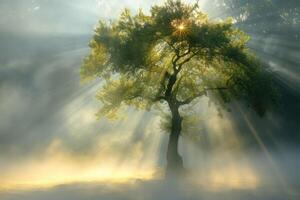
[0,0,300,199]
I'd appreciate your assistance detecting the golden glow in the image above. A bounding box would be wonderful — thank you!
[0,161,157,191]
[0,113,163,191]
[171,19,190,37]
[0,104,264,192]
[178,24,185,31]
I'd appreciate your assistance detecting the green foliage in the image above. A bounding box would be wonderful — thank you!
[81,0,278,122]
[159,108,203,140]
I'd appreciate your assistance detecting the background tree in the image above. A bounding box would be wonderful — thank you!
[81,0,278,173]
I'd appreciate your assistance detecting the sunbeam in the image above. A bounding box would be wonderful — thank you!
[0,1,300,200]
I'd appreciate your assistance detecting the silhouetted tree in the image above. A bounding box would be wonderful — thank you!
[81,0,278,174]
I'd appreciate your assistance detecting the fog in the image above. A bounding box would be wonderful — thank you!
[0,0,299,199]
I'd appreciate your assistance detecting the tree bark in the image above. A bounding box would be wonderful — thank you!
[166,103,184,175]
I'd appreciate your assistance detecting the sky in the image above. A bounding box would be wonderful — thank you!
[0,0,300,199]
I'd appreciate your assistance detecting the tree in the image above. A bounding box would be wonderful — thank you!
[81,0,278,174]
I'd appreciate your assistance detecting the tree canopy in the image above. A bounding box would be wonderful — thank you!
[81,0,278,121]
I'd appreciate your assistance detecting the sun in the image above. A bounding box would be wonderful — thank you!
[171,19,189,37]
[178,24,185,30]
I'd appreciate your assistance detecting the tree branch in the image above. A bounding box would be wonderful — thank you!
[166,40,192,66]
[177,49,199,70]
[163,43,195,102]
[178,87,228,105]
[190,0,200,13]
[172,45,191,70]
[164,39,180,56]
[154,95,166,102]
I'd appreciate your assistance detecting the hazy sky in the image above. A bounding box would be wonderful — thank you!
[0,0,299,193]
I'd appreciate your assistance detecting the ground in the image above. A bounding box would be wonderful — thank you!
[1,178,299,200]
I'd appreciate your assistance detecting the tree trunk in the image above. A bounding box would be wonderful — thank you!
[166,103,184,175]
